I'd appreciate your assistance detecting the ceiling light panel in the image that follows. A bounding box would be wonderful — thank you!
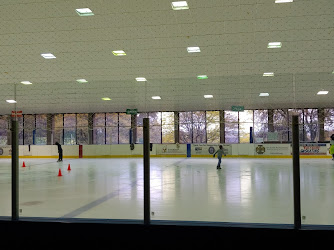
[317,91,328,95]
[259,93,270,96]
[136,77,147,82]
[76,8,94,16]
[275,0,293,3]
[187,47,200,53]
[112,50,126,56]
[267,42,282,48]
[171,1,189,10]
[41,53,56,59]
[152,96,161,100]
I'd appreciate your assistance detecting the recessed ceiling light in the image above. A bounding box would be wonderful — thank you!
[102,97,111,101]
[136,77,147,82]
[204,95,213,98]
[197,75,208,79]
[21,81,32,85]
[275,0,293,3]
[76,8,94,16]
[112,50,126,56]
[6,100,17,103]
[187,47,201,53]
[171,1,189,10]
[267,42,282,48]
[263,72,274,77]
[152,96,161,100]
[317,91,328,95]
[41,53,56,59]
[259,93,269,96]
[76,79,88,83]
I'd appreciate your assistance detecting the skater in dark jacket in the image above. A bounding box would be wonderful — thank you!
[55,142,63,162]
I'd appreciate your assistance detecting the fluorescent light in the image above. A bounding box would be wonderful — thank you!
[102,97,111,101]
[204,95,213,98]
[136,77,147,82]
[267,42,282,48]
[76,8,94,16]
[76,79,88,83]
[317,91,328,95]
[263,72,274,77]
[197,75,208,79]
[112,50,126,56]
[152,96,161,100]
[259,93,269,96]
[275,0,293,3]
[6,100,17,103]
[41,53,56,59]
[21,81,32,85]
[171,1,189,10]
[187,47,200,53]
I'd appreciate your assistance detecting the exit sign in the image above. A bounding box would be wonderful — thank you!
[231,106,244,112]
[126,109,138,115]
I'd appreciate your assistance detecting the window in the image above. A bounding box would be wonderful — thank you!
[36,114,47,145]
[0,116,8,145]
[162,112,175,143]
[324,109,334,141]
[206,111,220,143]
[179,112,192,143]
[93,113,105,144]
[224,111,238,143]
[239,110,253,143]
[254,110,268,143]
[77,114,89,145]
[119,113,131,144]
[106,113,119,144]
[64,114,76,145]
[53,114,63,145]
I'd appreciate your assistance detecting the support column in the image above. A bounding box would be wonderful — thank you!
[46,114,53,145]
[318,108,325,142]
[292,115,301,230]
[220,110,225,143]
[88,113,93,144]
[268,109,274,132]
[174,112,179,143]
[143,118,150,225]
[131,114,137,144]
[11,119,19,221]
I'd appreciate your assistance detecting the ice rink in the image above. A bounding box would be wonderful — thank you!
[1,157,334,225]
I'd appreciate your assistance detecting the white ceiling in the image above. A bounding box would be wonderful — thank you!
[0,0,333,115]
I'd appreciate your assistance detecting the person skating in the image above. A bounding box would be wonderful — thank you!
[55,142,63,162]
[213,145,224,169]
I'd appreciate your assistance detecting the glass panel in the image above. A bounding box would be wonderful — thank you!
[179,112,192,143]
[238,110,252,143]
[23,115,35,145]
[77,114,89,145]
[93,113,105,144]
[64,114,76,145]
[53,114,63,145]
[206,111,220,143]
[35,114,47,145]
[324,109,334,141]
[302,109,318,142]
[119,113,131,144]
[0,116,9,145]
[254,110,268,143]
[273,109,289,142]
[162,112,175,143]
[193,111,206,143]
[224,111,238,143]
[106,113,118,144]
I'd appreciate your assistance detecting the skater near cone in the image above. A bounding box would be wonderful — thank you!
[55,142,63,162]
[213,145,225,169]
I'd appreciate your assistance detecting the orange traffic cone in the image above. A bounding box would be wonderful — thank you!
[67,164,71,171]
[22,161,26,168]
[58,168,62,177]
